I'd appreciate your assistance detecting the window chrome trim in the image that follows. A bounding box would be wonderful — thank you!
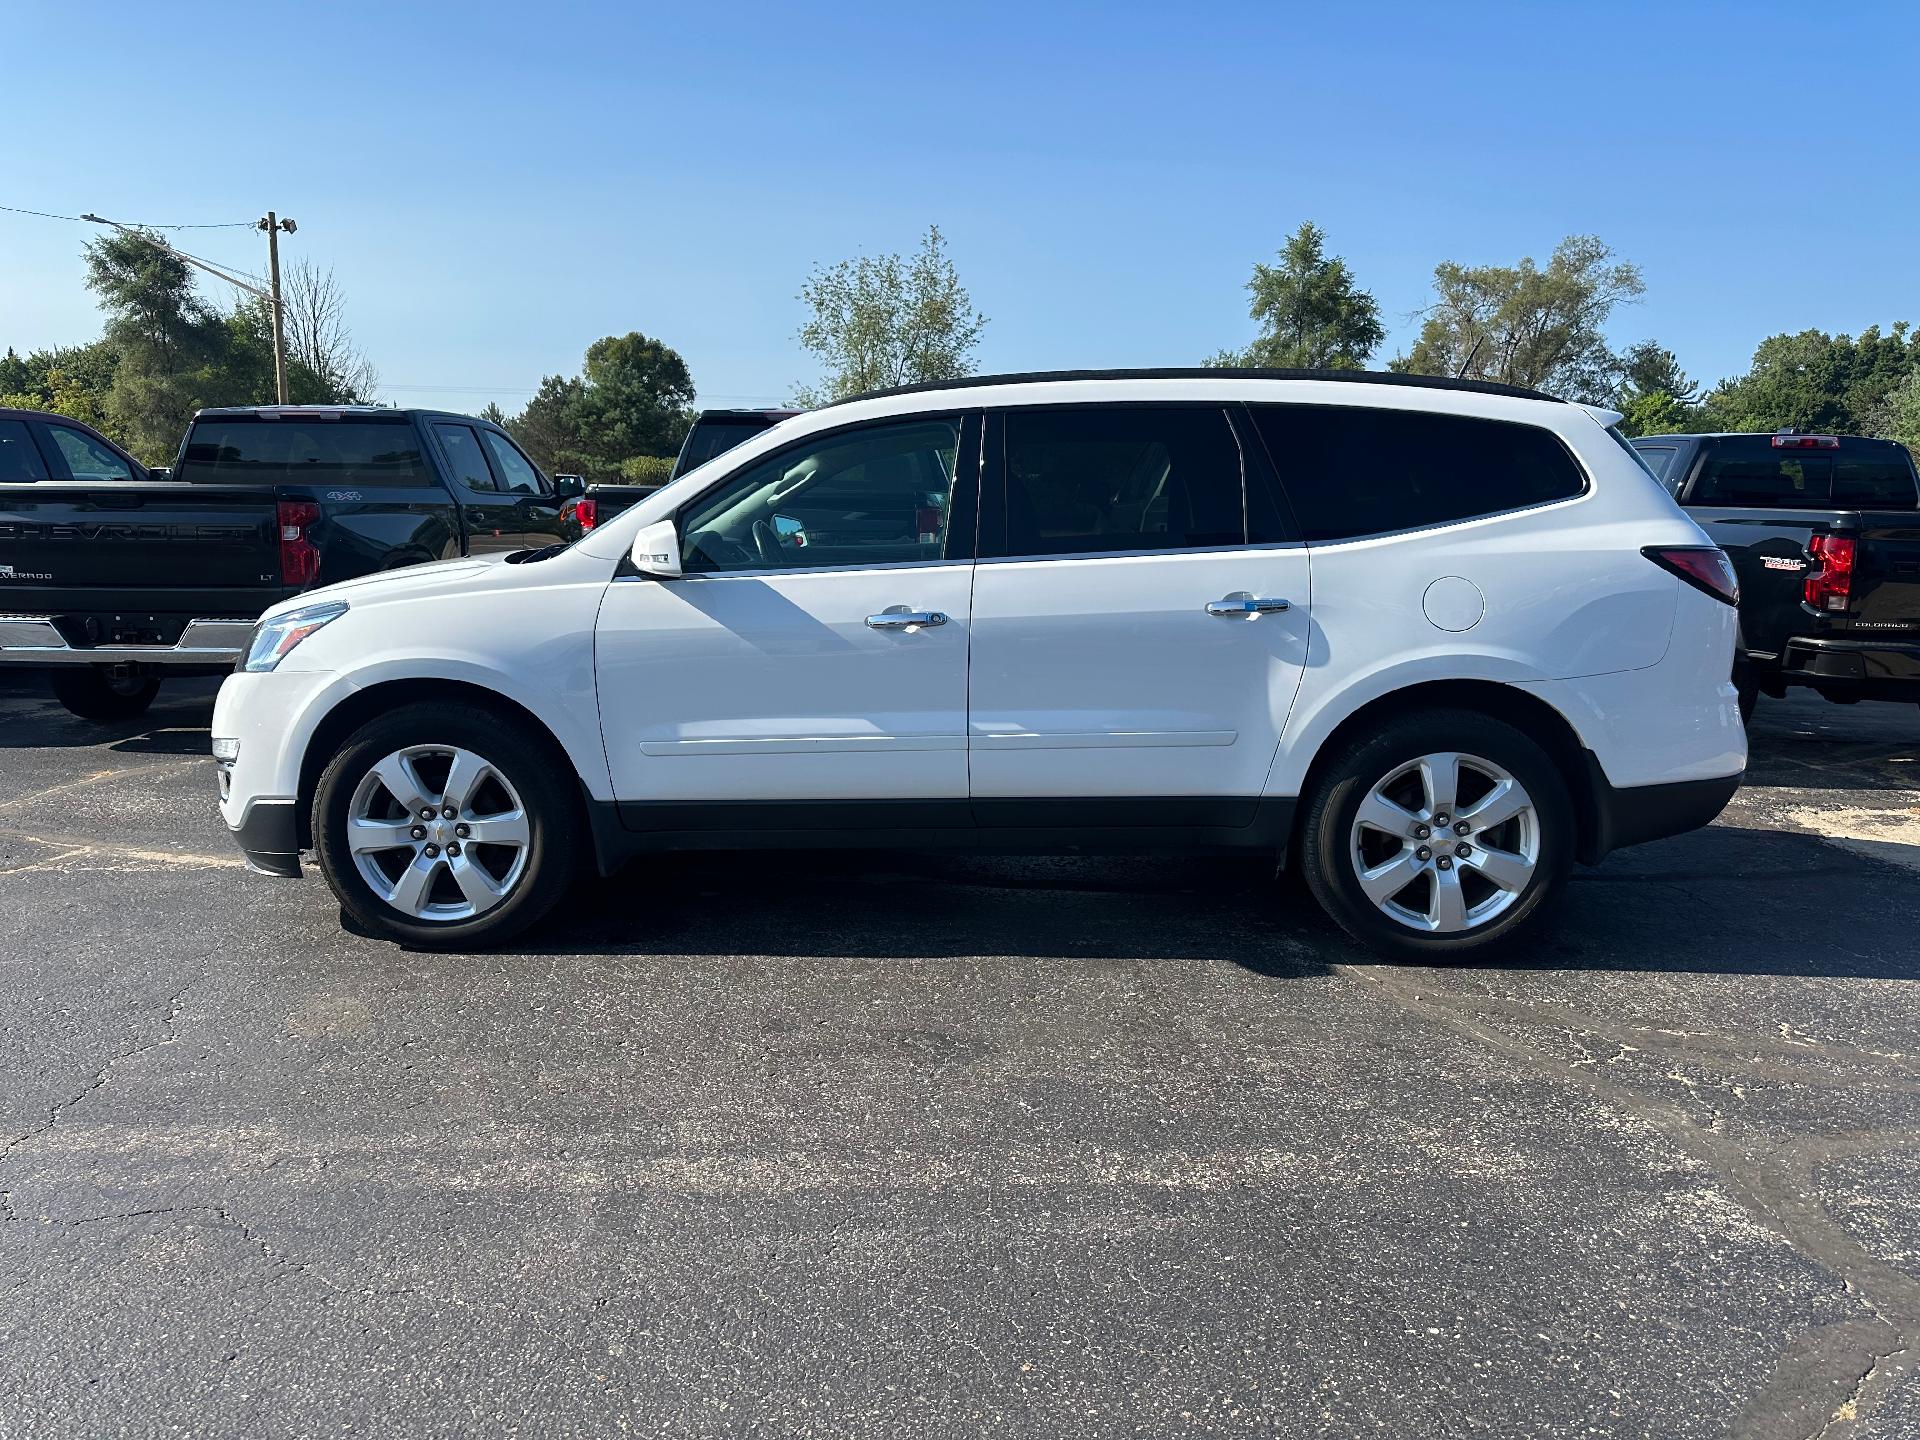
[972,540,1307,566]
[615,556,974,582]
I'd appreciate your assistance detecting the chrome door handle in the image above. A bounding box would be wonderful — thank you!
[865,610,949,630]
[1206,596,1290,617]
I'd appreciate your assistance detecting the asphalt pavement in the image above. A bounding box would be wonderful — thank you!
[1,672,1917,1438]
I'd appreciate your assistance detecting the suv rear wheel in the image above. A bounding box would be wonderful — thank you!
[313,702,581,949]
[1300,709,1573,960]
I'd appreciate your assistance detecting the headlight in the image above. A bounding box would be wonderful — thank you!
[242,601,348,673]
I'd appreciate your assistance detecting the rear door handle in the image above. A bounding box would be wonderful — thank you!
[865,610,949,630]
[1206,596,1290,617]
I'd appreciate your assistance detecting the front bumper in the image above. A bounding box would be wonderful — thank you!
[228,797,301,877]
[0,614,253,667]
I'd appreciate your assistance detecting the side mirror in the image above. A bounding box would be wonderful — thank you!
[553,473,586,501]
[629,518,682,579]
[146,465,172,483]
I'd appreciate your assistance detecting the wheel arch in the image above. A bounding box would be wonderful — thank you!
[294,678,591,850]
[1290,679,1605,867]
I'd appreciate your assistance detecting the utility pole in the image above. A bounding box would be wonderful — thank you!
[82,211,298,405]
[258,212,297,404]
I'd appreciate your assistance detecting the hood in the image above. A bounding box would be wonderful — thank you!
[261,553,507,621]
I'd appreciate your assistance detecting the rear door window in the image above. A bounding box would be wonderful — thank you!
[1246,404,1585,541]
[987,405,1251,558]
[433,423,498,493]
[45,423,133,481]
[178,418,432,485]
[0,421,48,481]
[479,429,548,495]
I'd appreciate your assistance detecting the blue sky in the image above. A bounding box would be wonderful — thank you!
[4,0,1915,414]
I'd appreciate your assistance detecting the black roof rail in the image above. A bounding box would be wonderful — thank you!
[825,367,1566,408]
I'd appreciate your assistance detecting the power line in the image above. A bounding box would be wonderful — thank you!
[0,202,255,229]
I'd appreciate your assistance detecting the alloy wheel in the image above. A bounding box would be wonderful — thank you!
[1348,750,1539,934]
[347,745,531,921]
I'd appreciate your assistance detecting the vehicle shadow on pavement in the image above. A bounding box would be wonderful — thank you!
[505,822,1920,983]
[0,677,219,754]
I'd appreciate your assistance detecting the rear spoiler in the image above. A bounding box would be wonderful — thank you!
[1577,403,1626,429]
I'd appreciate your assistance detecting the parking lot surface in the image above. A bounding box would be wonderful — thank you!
[2,673,1917,1438]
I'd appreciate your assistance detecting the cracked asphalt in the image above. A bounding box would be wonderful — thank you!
[1,673,1917,1438]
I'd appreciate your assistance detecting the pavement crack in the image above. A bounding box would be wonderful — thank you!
[0,982,191,1188]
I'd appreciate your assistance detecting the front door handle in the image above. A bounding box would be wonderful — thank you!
[865,609,949,630]
[1206,596,1290,617]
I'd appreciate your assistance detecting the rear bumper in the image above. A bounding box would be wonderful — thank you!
[1580,759,1742,864]
[0,614,253,667]
[228,797,301,878]
[1777,636,1920,696]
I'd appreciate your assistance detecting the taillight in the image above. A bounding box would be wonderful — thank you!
[1771,433,1840,449]
[1643,546,1739,606]
[1804,534,1856,613]
[573,497,598,533]
[278,499,321,586]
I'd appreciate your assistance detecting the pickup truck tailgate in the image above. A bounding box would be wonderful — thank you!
[0,483,281,590]
[1848,515,1920,632]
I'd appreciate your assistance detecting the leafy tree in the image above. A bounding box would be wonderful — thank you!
[573,332,695,461]
[1208,222,1384,370]
[503,333,695,481]
[1396,235,1644,402]
[84,229,228,459]
[1699,324,1918,435]
[1873,372,1920,462]
[478,402,510,427]
[793,224,985,404]
[1611,341,1702,436]
[0,341,122,436]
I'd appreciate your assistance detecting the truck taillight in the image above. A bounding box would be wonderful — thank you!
[1804,534,1856,613]
[1771,433,1840,449]
[573,497,598,532]
[278,500,321,586]
[1642,546,1739,606]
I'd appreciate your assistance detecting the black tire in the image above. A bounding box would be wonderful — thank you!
[1299,708,1574,962]
[312,701,582,949]
[50,667,161,722]
[1737,681,1758,724]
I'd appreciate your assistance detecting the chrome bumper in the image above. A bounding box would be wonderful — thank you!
[0,615,253,666]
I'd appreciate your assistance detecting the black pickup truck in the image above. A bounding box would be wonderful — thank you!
[583,406,800,527]
[0,405,584,720]
[1631,430,1920,717]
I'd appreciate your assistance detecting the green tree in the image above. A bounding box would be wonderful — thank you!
[1208,222,1384,370]
[503,333,696,481]
[573,332,695,461]
[0,341,122,437]
[1699,324,1918,435]
[793,224,986,404]
[1612,341,1702,436]
[1867,367,1920,459]
[1396,235,1644,402]
[478,402,510,427]
[84,229,227,459]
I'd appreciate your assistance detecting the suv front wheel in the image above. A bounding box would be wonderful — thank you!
[1300,709,1573,960]
[313,702,581,949]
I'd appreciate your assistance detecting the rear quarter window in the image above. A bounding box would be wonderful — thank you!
[177,419,433,486]
[1245,403,1585,542]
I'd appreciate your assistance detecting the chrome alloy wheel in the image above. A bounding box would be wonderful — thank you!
[1348,751,1539,934]
[347,745,531,921]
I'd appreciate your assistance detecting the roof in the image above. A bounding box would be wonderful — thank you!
[1629,432,1909,446]
[827,367,1565,408]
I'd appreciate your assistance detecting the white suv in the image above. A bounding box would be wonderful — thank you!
[211,371,1745,959]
